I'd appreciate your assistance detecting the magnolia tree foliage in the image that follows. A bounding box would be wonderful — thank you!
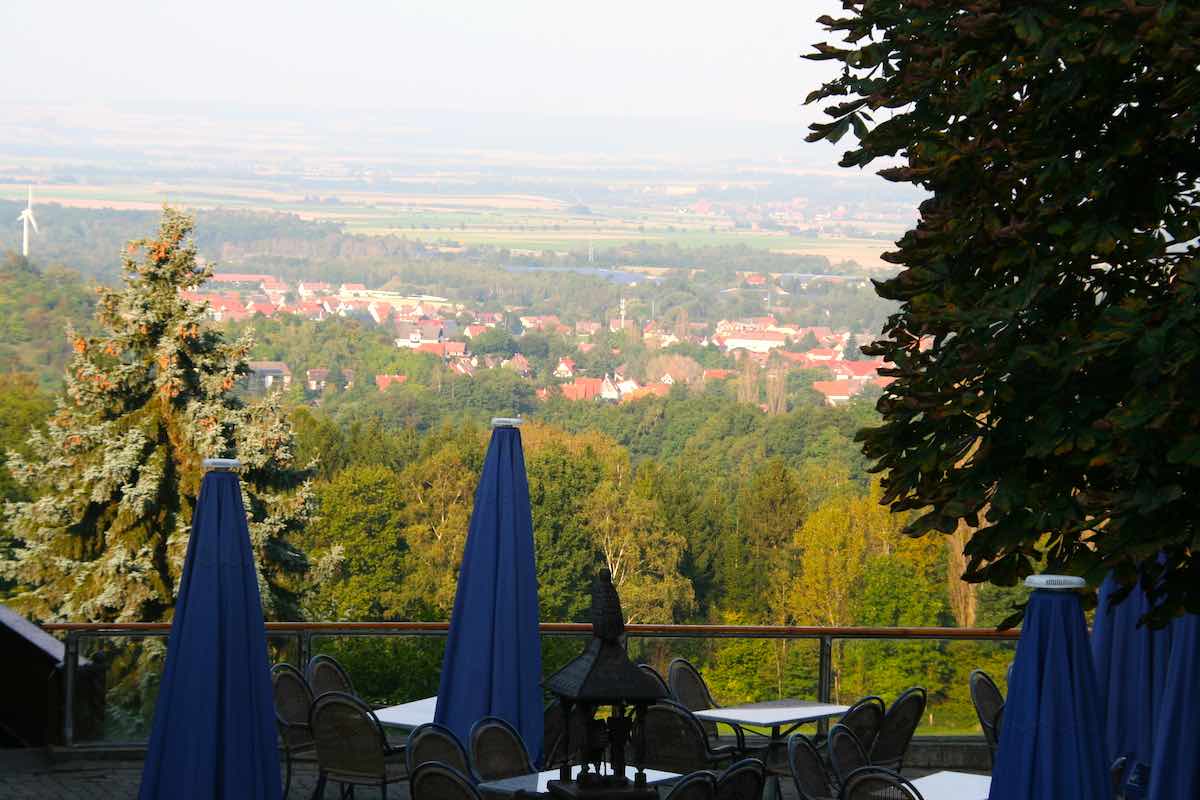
[808,2,1200,623]
[2,208,312,622]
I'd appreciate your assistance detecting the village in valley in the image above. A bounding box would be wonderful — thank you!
[188,269,895,410]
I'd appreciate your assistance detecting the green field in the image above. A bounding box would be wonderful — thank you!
[0,180,899,268]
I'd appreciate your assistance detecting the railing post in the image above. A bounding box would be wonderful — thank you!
[817,635,833,736]
[299,631,311,668]
[62,631,79,747]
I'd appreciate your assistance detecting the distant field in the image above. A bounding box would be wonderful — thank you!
[0,181,899,268]
[346,223,895,267]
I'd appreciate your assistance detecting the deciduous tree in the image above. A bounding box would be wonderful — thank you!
[808,1,1200,622]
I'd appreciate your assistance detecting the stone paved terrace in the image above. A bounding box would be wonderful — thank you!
[0,746,980,799]
[0,751,350,800]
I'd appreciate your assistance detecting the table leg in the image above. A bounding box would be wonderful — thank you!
[762,730,782,800]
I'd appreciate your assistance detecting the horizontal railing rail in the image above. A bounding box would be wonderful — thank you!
[42,622,1019,748]
[43,621,1021,639]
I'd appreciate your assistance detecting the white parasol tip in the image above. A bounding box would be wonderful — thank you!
[1025,574,1086,590]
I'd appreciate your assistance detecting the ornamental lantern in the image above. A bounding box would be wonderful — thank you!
[543,570,667,799]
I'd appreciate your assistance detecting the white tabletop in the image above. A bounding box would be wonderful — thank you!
[693,700,850,728]
[479,765,679,796]
[374,696,438,729]
[910,771,991,800]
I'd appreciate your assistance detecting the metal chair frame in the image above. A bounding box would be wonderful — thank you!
[410,762,483,800]
[667,658,752,751]
[636,700,740,774]
[714,757,766,800]
[969,670,1004,766]
[306,654,357,699]
[468,715,536,783]
[837,695,886,755]
[272,663,315,800]
[309,691,407,799]
[786,732,836,800]
[840,766,926,799]
[828,723,869,790]
[405,722,472,781]
[869,687,927,772]
[663,769,719,800]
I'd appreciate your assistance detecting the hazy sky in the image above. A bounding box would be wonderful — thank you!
[1,0,842,124]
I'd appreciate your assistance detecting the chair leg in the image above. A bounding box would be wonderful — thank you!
[282,745,293,800]
[310,771,326,800]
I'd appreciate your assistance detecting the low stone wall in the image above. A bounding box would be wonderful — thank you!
[906,735,992,772]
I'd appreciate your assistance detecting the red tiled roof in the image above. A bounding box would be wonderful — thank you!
[561,377,604,401]
[375,374,408,391]
[812,380,863,400]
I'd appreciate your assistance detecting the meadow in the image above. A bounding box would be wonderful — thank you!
[0,180,899,269]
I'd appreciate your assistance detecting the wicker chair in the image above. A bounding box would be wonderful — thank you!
[306,654,357,699]
[637,700,738,774]
[838,696,886,754]
[663,770,719,800]
[410,762,483,800]
[667,658,749,751]
[786,733,836,800]
[828,723,869,789]
[714,758,766,800]
[271,664,315,800]
[969,670,1004,765]
[639,662,672,697]
[309,691,407,799]
[405,722,472,780]
[870,687,926,772]
[841,767,925,800]
[469,716,536,782]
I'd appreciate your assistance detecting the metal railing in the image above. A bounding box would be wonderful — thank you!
[42,621,1020,748]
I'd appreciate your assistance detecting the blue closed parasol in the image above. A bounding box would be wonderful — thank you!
[139,459,281,800]
[435,419,543,762]
[1147,611,1200,800]
[1090,571,1173,772]
[988,575,1109,800]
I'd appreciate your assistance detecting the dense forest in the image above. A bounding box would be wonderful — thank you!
[0,210,1017,744]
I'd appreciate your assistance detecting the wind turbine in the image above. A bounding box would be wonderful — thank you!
[17,186,38,257]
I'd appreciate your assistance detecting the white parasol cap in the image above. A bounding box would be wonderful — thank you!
[202,458,242,472]
[491,417,523,428]
[1025,574,1086,590]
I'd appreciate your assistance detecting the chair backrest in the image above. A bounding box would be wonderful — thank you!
[306,654,356,698]
[787,733,834,800]
[839,696,886,754]
[639,701,716,773]
[639,662,672,697]
[841,766,925,800]
[870,687,926,770]
[969,670,1004,754]
[667,658,719,738]
[309,691,388,782]
[469,716,535,782]
[715,758,765,800]
[272,663,314,747]
[663,770,719,800]
[407,722,471,779]
[411,762,482,800]
[828,723,869,786]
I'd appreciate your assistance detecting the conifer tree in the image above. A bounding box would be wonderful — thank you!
[2,208,311,622]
